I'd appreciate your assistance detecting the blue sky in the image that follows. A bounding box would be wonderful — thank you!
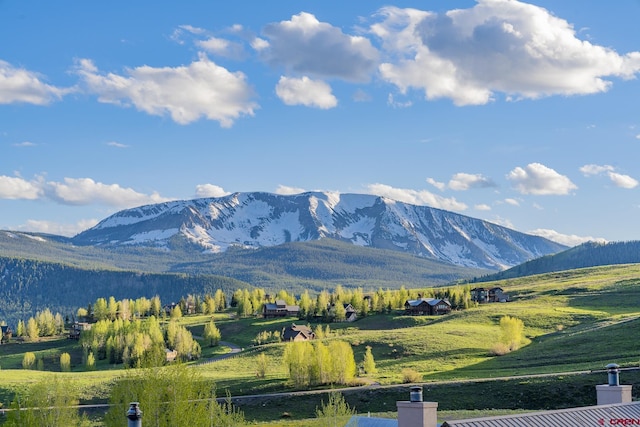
[1,0,639,245]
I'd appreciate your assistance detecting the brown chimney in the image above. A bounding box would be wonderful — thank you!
[397,387,438,427]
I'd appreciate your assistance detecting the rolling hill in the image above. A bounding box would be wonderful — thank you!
[474,240,640,282]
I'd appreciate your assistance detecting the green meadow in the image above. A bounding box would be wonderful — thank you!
[1,263,640,425]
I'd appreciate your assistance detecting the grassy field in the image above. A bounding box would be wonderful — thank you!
[1,263,640,425]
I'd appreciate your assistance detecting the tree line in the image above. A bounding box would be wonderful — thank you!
[4,282,473,344]
[231,284,473,320]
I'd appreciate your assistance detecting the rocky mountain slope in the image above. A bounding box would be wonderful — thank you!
[72,192,566,270]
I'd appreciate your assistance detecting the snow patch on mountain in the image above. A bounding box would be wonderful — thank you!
[127,228,179,245]
[72,191,567,270]
[339,216,376,246]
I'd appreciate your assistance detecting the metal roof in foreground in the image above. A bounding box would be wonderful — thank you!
[442,401,640,427]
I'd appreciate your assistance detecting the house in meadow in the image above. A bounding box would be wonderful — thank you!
[263,300,300,318]
[404,298,451,316]
[281,323,316,342]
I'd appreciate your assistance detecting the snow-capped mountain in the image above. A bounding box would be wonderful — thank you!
[72,192,566,270]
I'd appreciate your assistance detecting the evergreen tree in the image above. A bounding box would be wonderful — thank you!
[16,319,24,337]
[60,352,71,372]
[22,352,36,369]
[170,304,183,319]
[107,296,118,320]
[203,320,221,347]
[93,297,108,321]
[298,290,314,319]
[333,303,347,322]
[213,289,226,311]
[314,341,332,385]
[283,341,313,387]
[500,315,525,351]
[328,341,356,384]
[255,352,268,378]
[26,317,39,340]
[150,295,162,317]
[363,345,377,374]
[85,351,95,371]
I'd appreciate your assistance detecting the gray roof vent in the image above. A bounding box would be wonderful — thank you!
[410,386,423,402]
[606,363,620,386]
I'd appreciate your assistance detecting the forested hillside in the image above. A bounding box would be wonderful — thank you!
[173,239,486,288]
[0,257,250,325]
[474,241,640,282]
[0,232,489,326]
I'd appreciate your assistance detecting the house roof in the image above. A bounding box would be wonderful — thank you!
[264,302,300,311]
[282,323,314,340]
[345,416,398,427]
[406,298,449,307]
[442,401,640,427]
[343,303,356,312]
[344,402,640,427]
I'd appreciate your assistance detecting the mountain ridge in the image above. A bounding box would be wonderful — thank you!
[72,191,567,270]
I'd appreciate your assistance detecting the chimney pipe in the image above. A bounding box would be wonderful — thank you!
[397,387,438,427]
[127,402,142,427]
[410,386,423,402]
[596,363,632,405]
[606,363,620,386]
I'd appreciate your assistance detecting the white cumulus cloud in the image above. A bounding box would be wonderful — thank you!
[196,37,245,59]
[0,174,170,209]
[371,1,640,106]
[195,184,230,198]
[580,164,638,189]
[528,228,607,247]
[0,175,43,199]
[262,12,379,82]
[580,164,614,176]
[426,177,446,191]
[45,177,171,207]
[0,60,70,105]
[275,185,306,195]
[507,163,577,195]
[365,183,467,211]
[18,219,99,237]
[251,37,269,51]
[608,172,639,189]
[276,76,337,109]
[74,55,257,126]
[448,172,496,190]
